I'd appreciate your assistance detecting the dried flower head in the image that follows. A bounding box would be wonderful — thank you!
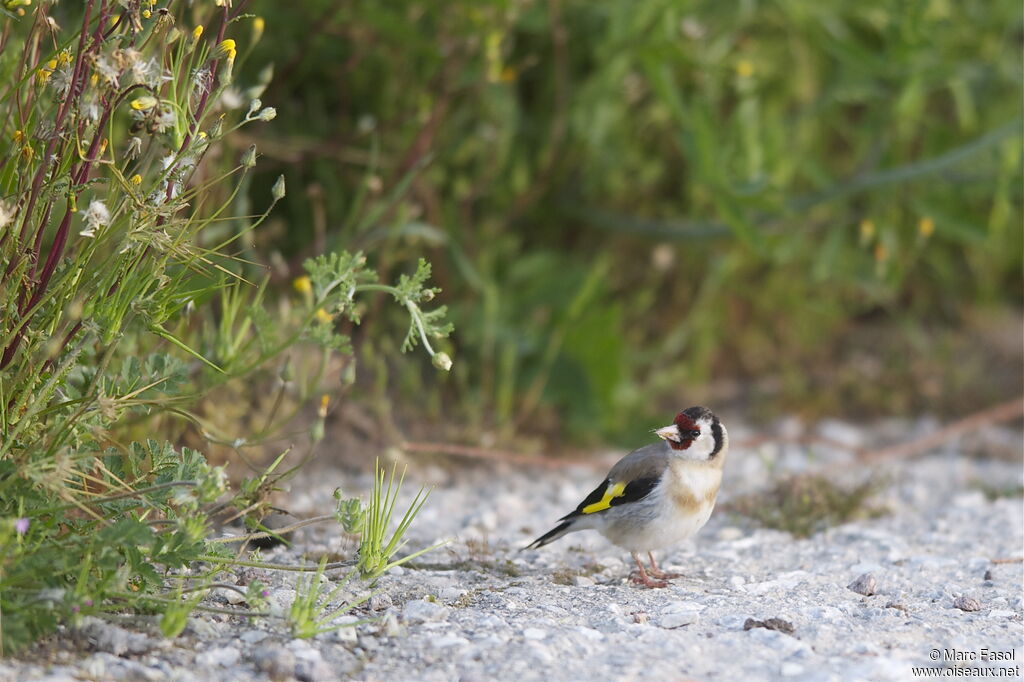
[0,200,14,231]
[80,199,110,238]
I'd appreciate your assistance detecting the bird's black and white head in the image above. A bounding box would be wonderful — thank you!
[655,406,727,462]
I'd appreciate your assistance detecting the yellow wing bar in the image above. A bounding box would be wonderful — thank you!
[581,481,626,514]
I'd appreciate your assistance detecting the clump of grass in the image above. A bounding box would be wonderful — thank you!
[0,1,452,654]
[973,482,1024,501]
[728,474,887,538]
[335,460,441,581]
[551,562,606,585]
[287,559,369,639]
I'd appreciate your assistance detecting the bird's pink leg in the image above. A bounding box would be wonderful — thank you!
[647,552,681,580]
[630,552,668,588]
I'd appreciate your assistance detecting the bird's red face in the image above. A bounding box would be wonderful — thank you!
[655,412,701,451]
[654,406,725,460]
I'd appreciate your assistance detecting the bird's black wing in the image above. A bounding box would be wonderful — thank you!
[560,475,661,521]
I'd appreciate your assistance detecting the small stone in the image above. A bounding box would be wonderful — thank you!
[953,596,982,612]
[252,645,296,681]
[660,611,700,629]
[988,609,1016,619]
[522,628,547,640]
[290,638,325,679]
[781,662,804,676]
[239,629,269,644]
[369,593,393,611]
[431,633,469,648]
[526,640,554,664]
[573,576,595,587]
[402,599,449,624]
[74,617,152,656]
[983,569,994,581]
[847,573,877,596]
[217,586,246,605]
[575,627,604,641]
[196,646,240,667]
[82,655,107,680]
[743,618,795,635]
[185,617,221,639]
[330,615,360,643]
[295,656,333,682]
[718,526,744,541]
[438,587,466,603]
[266,589,297,615]
[378,612,402,637]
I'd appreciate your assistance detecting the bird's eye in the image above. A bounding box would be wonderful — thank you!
[689,430,700,439]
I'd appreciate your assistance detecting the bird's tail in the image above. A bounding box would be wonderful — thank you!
[523,518,577,551]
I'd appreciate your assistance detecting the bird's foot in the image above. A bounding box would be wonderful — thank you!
[645,553,681,580]
[647,568,681,580]
[629,571,669,589]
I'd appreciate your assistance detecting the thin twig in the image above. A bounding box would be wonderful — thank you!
[208,514,336,544]
[858,397,1024,463]
[402,440,589,468]
[199,555,354,572]
[403,396,1024,470]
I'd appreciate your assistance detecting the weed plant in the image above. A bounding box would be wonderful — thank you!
[0,1,451,653]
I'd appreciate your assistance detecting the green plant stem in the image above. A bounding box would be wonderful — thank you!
[198,555,353,572]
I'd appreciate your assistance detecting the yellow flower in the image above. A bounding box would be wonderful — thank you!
[12,129,23,143]
[859,219,875,241]
[918,216,935,238]
[293,276,312,294]
[314,308,333,324]
[130,96,158,111]
[192,25,204,41]
[142,9,151,18]
[215,39,237,61]
[318,394,330,418]
[252,17,265,44]
[129,174,142,185]
[36,58,57,85]
[735,60,754,78]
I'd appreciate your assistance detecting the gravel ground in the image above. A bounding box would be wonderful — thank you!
[3,418,1022,682]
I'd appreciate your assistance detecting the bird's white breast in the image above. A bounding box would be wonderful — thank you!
[596,461,722,552]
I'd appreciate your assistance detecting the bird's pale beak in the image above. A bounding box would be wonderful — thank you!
[655,424,681,443]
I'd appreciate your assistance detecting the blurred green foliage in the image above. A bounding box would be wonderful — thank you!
[244,0,1022,441]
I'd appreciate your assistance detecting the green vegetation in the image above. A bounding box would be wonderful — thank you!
[287,558,369,639]
[335,460,439,580]
[0,1,449,653]
[728,473,887,537]
[0,0,1020,655]
[248,0,1021,439]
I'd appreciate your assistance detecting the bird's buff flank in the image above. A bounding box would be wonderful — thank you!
[524,406,728,588]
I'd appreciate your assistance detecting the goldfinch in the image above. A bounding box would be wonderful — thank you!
[525,406,728,588]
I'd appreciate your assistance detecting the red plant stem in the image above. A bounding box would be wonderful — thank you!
[1,1,110,370]
[15,0,97,246]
